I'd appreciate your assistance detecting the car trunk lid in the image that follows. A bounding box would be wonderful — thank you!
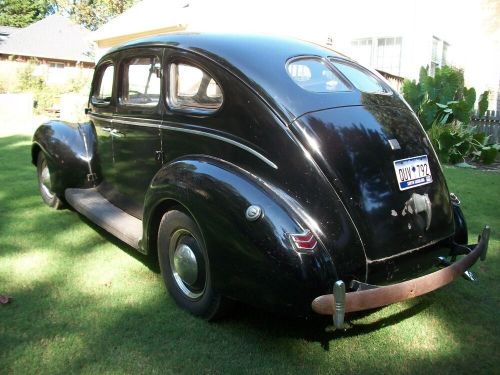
[291,104,455,261]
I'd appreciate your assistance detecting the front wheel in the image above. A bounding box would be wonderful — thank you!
[157,210,229,320]
[36,152,64,209]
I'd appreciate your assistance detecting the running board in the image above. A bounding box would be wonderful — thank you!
[65,188,142,249]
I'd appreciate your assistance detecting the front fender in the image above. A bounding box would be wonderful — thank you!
[144,156,337,315]
[32,120,97,194]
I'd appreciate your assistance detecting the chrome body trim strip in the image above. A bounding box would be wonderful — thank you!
[88,113,278,169]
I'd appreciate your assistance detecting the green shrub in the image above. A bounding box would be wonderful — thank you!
[402,66,498,165]
[14,60,91,115]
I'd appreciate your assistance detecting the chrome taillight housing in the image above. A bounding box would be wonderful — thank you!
[289,230,318,251]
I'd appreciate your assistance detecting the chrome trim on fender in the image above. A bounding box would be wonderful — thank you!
[88,113,278,169]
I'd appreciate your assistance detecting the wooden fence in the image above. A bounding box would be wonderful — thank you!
[470,111,500,144]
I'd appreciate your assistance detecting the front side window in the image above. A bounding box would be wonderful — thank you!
[93,63,114,104]
[121,56,161,107]
[168,63,223,114]
[286,58,349,93]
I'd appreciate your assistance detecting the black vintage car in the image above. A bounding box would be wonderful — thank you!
[32,33,489,327]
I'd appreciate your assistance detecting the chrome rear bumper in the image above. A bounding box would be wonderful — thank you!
[312,226,490,329]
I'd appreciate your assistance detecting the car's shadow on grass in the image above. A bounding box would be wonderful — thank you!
[73,210,160,273]
[226,299,431,350]
[70,207,432,350]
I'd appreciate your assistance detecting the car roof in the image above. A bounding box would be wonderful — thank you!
[101,33,354,123]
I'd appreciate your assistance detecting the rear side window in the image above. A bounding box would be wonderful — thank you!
[329,59,389,94]
[286,58,349,93]
[121,56,161,107]
[168,63,223,114]
[93,64,114,104]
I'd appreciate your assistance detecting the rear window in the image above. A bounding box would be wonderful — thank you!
[168,63,223,114]
[329,58,389,94]
[286,58,349,93]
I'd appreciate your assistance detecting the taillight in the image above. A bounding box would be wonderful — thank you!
[289,230,318,251]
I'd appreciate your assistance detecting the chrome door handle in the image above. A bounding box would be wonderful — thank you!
[110,129,125,138]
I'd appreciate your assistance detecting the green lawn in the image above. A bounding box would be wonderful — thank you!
[0,134,499,374]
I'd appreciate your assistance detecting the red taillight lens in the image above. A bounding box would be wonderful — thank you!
[290,230,317,251]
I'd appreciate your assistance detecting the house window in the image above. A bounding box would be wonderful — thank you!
[46,61,67,85]
[168,63,223,114]
[121,56,161,107]
[442,42,449,66]
[431,36,440,64]
[49,62,65,69]
[375,37,402,75]
[430,36,450,76]
[351,38,373,67]
[350,37,402,76]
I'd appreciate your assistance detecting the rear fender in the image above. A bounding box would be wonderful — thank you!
[143,156,337,315]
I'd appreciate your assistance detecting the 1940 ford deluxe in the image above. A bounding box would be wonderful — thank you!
[32,33,489,327]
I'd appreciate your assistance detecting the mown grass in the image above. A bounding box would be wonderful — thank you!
[0,134,499,374]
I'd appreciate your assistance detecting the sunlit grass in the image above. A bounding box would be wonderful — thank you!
[0,135,499,374]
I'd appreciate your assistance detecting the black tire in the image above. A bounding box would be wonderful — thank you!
[36,152,64,209]
[157,209,228,320]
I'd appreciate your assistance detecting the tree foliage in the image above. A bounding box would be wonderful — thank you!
[0,0,53,27]
[53,0,137,30]
[0,0,136,30]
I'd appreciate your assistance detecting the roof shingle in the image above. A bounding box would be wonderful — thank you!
[0,15,94,63]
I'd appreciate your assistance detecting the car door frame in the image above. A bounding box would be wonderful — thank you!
[88,55,119,188]
[104,47,166,218]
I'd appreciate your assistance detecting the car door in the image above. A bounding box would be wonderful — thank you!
[107,48,165,218]
[89,58,117,191]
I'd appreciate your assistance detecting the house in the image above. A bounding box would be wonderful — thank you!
[0,15,94,91]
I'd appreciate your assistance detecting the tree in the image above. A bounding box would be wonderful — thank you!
[0,0,53,27]
[0,0,136,30]
[54,0,137,30]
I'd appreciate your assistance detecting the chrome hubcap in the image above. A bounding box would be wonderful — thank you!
[40,161,54,199]
[173,244,198,286]
[169,230,205,299]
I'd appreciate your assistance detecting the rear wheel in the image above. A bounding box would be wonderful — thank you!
[157,210,228,320]
[36,152,64,209]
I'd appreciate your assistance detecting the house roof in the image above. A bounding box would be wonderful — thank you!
[0,15,94,63]
[92,0,188,46]
[0,26,19,42]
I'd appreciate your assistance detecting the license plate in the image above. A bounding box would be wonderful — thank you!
[393,155,433,191]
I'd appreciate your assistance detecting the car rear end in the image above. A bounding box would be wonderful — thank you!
[284,55,490,325]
